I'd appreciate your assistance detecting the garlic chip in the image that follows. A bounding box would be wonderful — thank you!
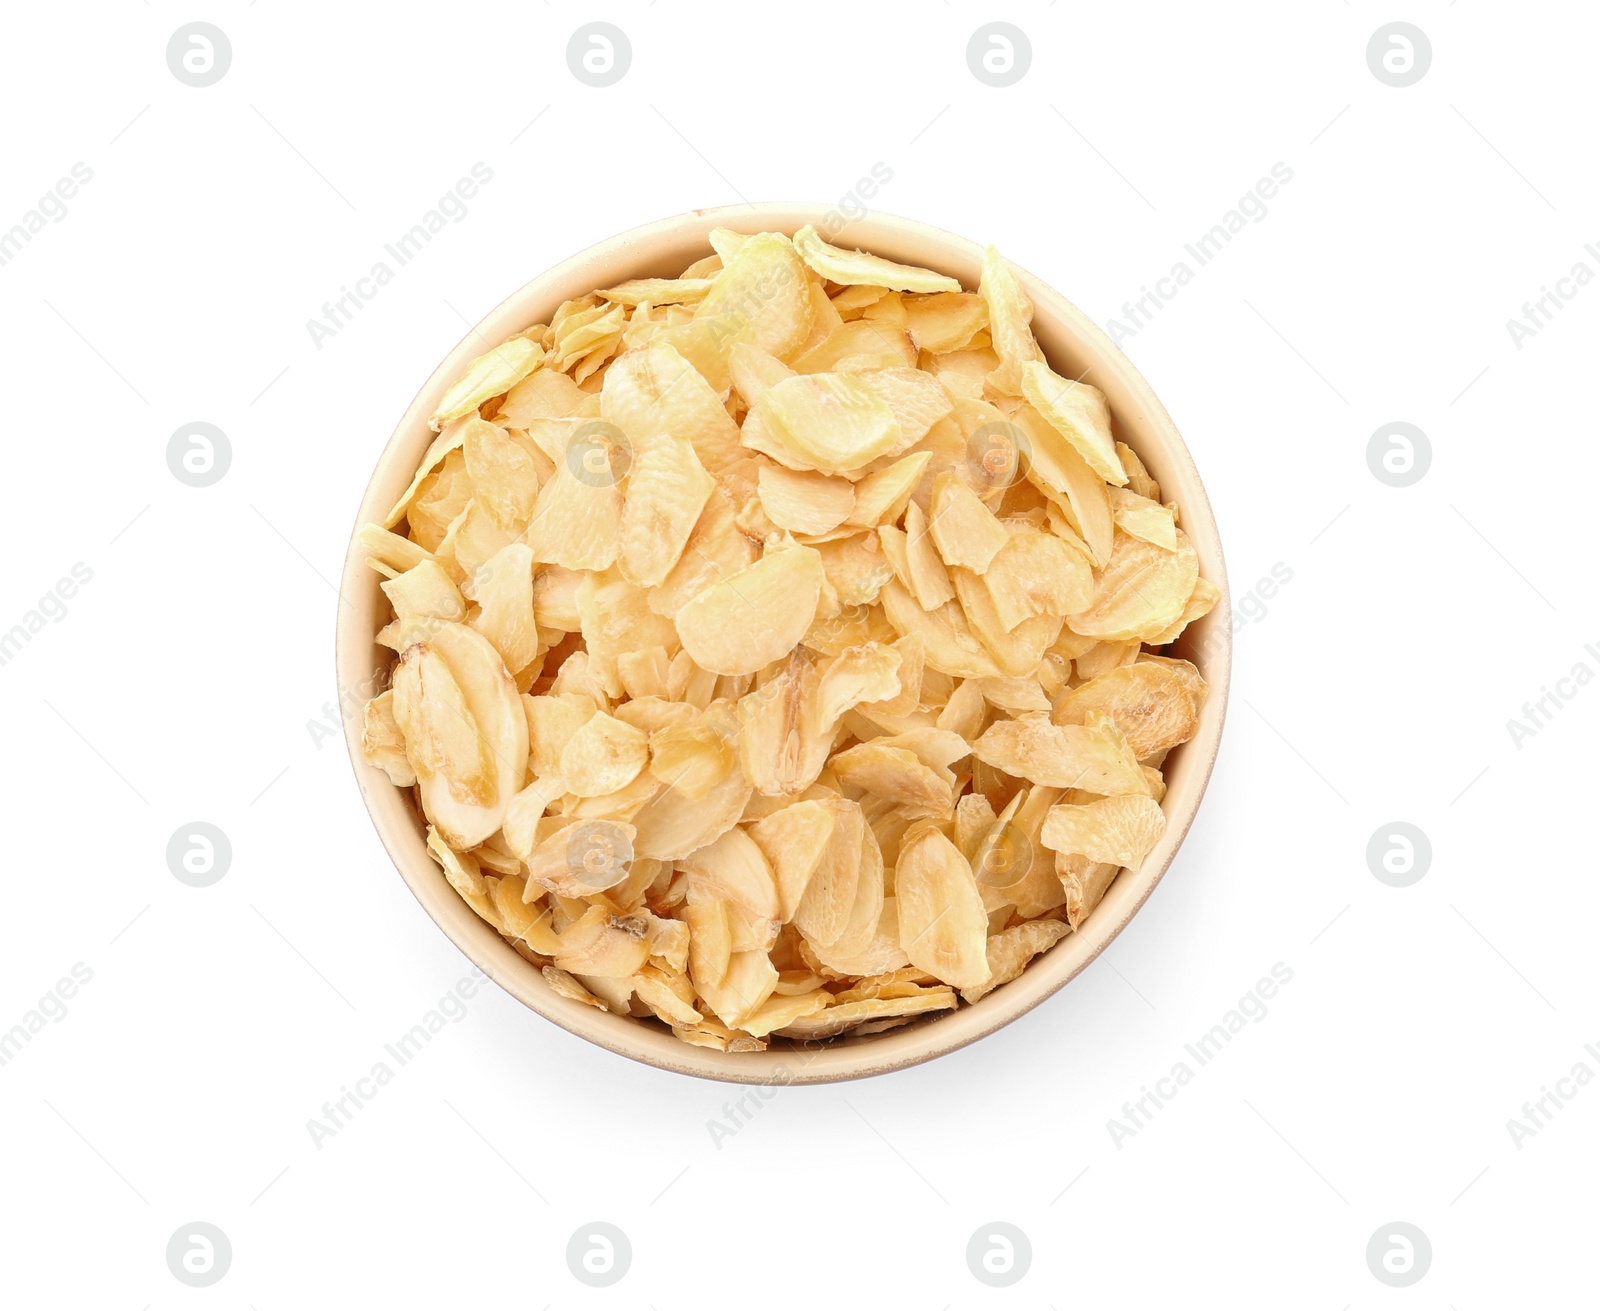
[360,228,1213,1050]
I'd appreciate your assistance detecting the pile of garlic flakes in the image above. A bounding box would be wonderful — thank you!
[358,225,1217,1050]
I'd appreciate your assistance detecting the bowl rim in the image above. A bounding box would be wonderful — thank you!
[337,201,1231,1085]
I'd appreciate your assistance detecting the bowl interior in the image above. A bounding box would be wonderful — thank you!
[338,203,1230,1084]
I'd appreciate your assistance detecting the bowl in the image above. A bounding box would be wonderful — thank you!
[337,203,1230,1084]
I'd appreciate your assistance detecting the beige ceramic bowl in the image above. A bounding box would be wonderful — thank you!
[338,203,1230,1084]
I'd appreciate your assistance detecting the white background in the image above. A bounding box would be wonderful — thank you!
[2,2,1595,1306]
